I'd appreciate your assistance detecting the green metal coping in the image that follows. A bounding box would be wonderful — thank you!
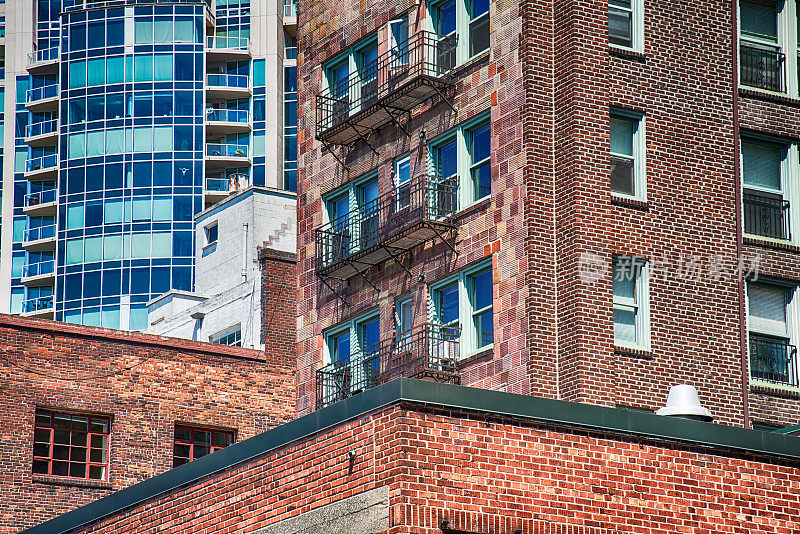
[22,378,800,534]
[775,423,800,435]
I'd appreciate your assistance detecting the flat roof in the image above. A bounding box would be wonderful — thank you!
[21,378,800,534]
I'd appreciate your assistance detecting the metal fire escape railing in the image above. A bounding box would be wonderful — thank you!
[316,323,461,410]
[315,174,457,283]
[316,31,458,147]
[743,191,791,241]
[750,335,799,388]
[740,44,785,92]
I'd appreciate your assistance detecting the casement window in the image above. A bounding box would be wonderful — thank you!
[323,172,380,257]
[173,426,233,467]
[430,114,491,210]
[429,260,493,357]
[747,281,800,388]
[322,312,381,400]
[608,0,643,52]
[738,0,791,93]
[430,0,489,67]
[610,109,646,201]
[612,256,650,350]
[32,410,110,481]
[741,136,794,241]
[211,325,242,346]
[204,222,218,247]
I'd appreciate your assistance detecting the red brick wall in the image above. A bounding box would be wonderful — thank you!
[260,248,299,372]
[61,403,800,534]
[0,315,295,533]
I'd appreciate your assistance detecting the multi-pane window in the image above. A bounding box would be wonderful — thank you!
[323,36,380,122]
[32,411,110,481]
[741,137,791,240]
[612,256,650,350]
[739,0,784,92]
[431,0,489,66]
[212,326,241,346]
[322,312,381,400]
[430,261,493,357]
[431,116,491,210]
[173,426,233,467]
[609,0,643,52]
[747,282,799,387]
[469,123,491,200]
[323,173,382,257]
[468,0,490,57]
[610,110,646,200]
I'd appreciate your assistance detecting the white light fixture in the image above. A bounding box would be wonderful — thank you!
[656,384,713,422]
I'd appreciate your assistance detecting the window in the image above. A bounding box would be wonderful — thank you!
[389,16,409,64]
[741,136,792,241]
[747,282,799,388]
[430,114,491,210]
[739,0,786,93]
[395,154,412,209]
[323,173,379,258]
[32,410,110,481]
[610,110,646,200]
[204,222,218,247]
[609,0,643,52]
[430,0,489,66]
[173,426,233,467]
[211,326,242,346]
[430,261,493,357]
[395,295,414,349]
[612,256,650,350]
[322,312,381,401]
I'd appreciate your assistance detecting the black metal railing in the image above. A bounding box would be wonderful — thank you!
[316,31,458,137]
[741,44,785,92]
[750,335,798,387]
[316,323,460,409]
[315,174,457,274]
[743,191,791,240]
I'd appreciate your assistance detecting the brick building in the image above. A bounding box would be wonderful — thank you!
[0,306,295,532]
[18,379,800,534]
[293,0,800,428]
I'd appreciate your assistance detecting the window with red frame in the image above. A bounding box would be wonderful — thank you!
[32,410,110,480]
[173,426,233,467]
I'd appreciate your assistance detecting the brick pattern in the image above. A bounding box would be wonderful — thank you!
[59,404,800,534]
[0,315,295,533]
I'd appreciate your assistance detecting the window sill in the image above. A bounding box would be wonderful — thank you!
[450,50,491,80]
[614,345,652,359]
[743,235,800,253]
[611,195,649,211]
[454,196,491,221]
[32,474,113,489]
[739,87,800,107]
[750,381,800,399]
[609,46,646,62]
[456,346,494,370]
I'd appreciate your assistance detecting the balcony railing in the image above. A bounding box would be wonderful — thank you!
[206,144,249,158]
[207,73,251,89]
[25,189,57,207]
[26,119,58,138]
[23,224,56,243]
[25,154,58,173]
[316,174,457,279]
[206,108,251,123]
[284,0,297,17]
[741,44,785,92]
[743,191,791,240]
[26,84,58,104]
[750,335,799,388]
[316,323,460,409]
[206,174,249,193]
[316,31,458,146]
[23,295,53,313]
[27,47,59,66]
[207,36,250,51]
[22,260,55,278]
[63,0,213,12]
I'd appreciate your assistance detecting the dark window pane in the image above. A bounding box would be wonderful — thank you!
[34,428,51,442]
[469,16,489,56]
[90,434,107,449]
[32,460,49,474]
[71,432,87,446]
[174,443,190,458]
[70,462,87,478]
[35,413,51,427]
[440,284,459,324]
[194,431,211,445]
[70,447,87,462]
[90,448,107,463]
[88,465,105,479]
[609,7,632,47]
[174,457,189,467]
[54,429,71,444]
[52,461,69,476]
[53,445,70,460]
[472,270,492,309]
[213,432,232,447]
[610,155,634,195]
[194,445,211,458]
[53,415,71,430]
[90,418,109,434]
[175,427,190,441]
[33,443,50,457]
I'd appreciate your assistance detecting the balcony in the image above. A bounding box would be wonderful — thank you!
[25,119,59,146]
[316,31,457,146]
[205,108,252,134]
[21,295,54,319]
[206,73,252,99]
[25,84,59,112]
[21,260,55,286]
[741,44,785,93]
[205,174,250,205]
[750,335,799,388]
[62,0,216,25]
[27,47,59,73]
[743,191,790,241]
[316,323,460,409]
[205,144,251,170]
[316,175,456,280]
[22,225,57,251]
[283,0,297,24]
[206,36,251,60]
[24,154,58,180]
[23,189,58,216]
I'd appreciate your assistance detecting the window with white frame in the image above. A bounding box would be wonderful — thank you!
[612,256,650,350]
[738,0,793,94]
[395,154,412,210]
[747,281,799,388]
[430,0,489,68]
[608,0,643,52]
[610,109,646,200]
[204,222,218,247]
[430,261,493,357]
[431,115,491,210]
[322,312,381,401]
[323,35,379,120]
[741,136,792,241]
[323,172,379,257]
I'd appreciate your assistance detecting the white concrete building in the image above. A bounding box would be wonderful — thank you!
[146,186,296,348]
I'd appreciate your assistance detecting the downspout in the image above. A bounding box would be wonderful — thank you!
[242,223,249,283]
[732,0,750,429]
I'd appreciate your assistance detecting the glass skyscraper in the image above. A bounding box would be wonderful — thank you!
[0,0,297,329]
